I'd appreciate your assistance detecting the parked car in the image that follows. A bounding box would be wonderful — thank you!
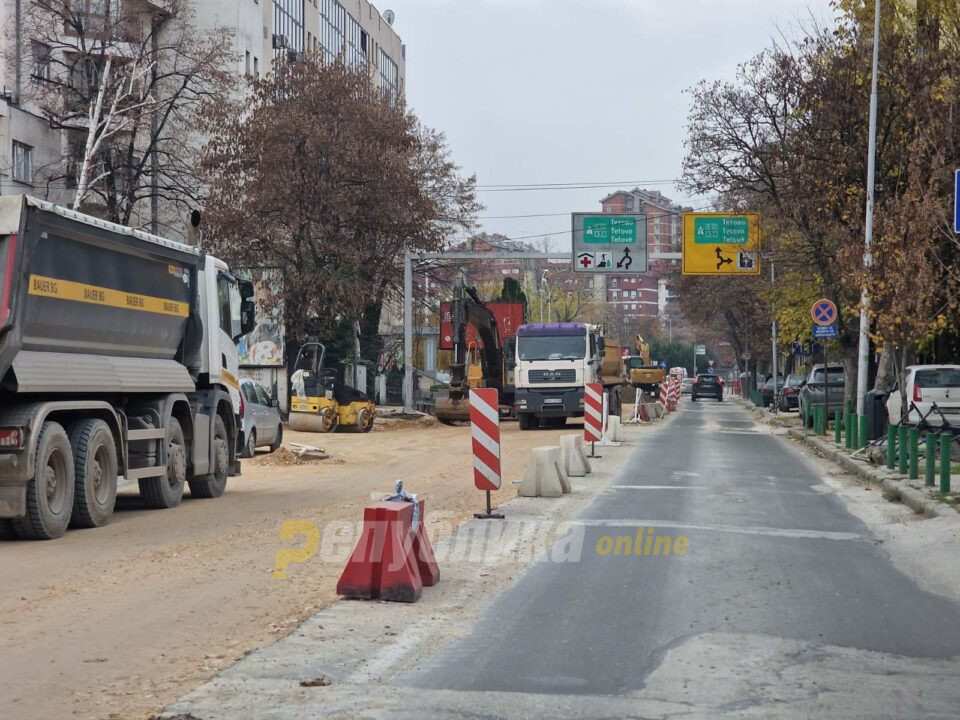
[761,376,785,407]
[691,373,723,401]
[776,374,804,411]
[240,378,284,457]
[886,365,960,427]
[680,377,694,395]
[798,364,845,428]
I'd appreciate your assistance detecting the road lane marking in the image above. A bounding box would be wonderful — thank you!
[610,485,706,490]
[577,519,863,542]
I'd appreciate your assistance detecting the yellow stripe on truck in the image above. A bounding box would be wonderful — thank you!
[220,369,240,389]
[27,274,189,318]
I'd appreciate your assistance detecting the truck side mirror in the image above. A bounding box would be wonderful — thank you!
[597,337,605,354]
[239,299,256,338]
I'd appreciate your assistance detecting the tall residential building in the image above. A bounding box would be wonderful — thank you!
[0,0,405,228]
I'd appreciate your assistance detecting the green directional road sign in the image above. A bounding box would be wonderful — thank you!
[572,213,648,274]
[693,216,750,244]
[583,216,637,244]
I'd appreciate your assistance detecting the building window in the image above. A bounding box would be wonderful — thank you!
[12,142,33,184]
[245,51,251,75]
[31,42,51,82]
[320,0,346,64]
[254,56,259,76]
[378,48,400,102]
[345,15,368,68]
[274,0,305,57]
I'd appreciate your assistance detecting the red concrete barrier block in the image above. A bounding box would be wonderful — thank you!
[337,499,440,603]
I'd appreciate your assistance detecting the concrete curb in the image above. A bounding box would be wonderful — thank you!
[731,396,956,518]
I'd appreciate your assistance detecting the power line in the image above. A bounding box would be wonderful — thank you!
[475,178,677,189]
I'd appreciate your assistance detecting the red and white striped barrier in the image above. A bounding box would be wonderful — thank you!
[584,383,603,444]
[668,377,680,411]
[469,388,504,519]
[658,382,670,413]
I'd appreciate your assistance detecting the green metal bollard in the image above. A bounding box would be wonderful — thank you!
[818,406,826,436]
[846,412,854,450]
[834,411,842,445]
[814,406,821,435]
[941,432,952,494]
[909,428,919,480]
[802,403,809,429]
[859,414,868,449]
[898,425,908,475]
[925,432,936,487]
[886,425,896,469]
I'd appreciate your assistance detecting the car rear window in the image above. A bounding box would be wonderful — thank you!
[915,369,960,388]
[812,369,844,382]
[698,376,717,384]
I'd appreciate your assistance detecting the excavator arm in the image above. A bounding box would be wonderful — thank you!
[437,282,505,422]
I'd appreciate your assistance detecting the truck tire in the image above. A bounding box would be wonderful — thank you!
[69,419,118,528]
[518,413,538,431]
[242,429,257,458]
[270,424,284,452]
[14,421,75,540]
[139,417,186,509]
[189,415,229,499]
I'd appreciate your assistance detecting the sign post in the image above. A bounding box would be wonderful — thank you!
[811,299,839,435]
[572,213,648,274]
[469,388,504,520]
[682,213,761,275]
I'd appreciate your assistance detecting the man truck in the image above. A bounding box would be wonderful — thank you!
[513,323,624,430]
[0,196,254,539]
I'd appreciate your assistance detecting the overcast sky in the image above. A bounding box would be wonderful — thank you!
[387,0,837,247]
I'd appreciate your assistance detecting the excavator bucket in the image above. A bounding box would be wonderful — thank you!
[434,392,473,424]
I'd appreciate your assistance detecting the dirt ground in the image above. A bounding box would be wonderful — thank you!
[0,415,590,720]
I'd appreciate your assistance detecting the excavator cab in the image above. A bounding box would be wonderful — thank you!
[289,342,376,433]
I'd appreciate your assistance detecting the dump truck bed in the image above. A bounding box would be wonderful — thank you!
[0,196,201,393]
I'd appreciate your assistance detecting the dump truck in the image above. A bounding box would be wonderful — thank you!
[514,323,624,430]
[0,196,254,539]
[627,334,666,398]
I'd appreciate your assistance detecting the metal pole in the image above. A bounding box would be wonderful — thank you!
[403,252,414,412]
[771,261,778,415]
[856,0,881,416]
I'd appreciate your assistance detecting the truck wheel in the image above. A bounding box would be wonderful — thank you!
[518,413,537,431]
[139,418,186,509]
[242,429,257,458]
[270,424,283,452]
[189,415,229,499]
[69,419,118,528]
[15,421,75,540]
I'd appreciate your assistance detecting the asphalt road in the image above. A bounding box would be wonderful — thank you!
[406,400,960,717]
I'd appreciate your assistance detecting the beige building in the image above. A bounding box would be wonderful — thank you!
[0,0,405,228]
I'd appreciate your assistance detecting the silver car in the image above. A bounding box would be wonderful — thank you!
[240,378,284,457]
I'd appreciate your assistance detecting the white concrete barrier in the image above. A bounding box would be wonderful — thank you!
[561,434,591,477]
[519,446,571,498]
[607,416,626,442]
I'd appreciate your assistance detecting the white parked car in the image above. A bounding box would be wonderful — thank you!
[886,365,960,427]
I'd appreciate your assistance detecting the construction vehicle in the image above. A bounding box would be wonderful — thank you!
[434,281,515,424]
[514,323,625,430]
[0,196,253,540]
[289,342,376,433]
[627,334,667,398]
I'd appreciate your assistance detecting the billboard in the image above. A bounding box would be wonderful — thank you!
[237,268,285,367]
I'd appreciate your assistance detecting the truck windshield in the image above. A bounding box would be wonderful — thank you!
[518,336,585,361]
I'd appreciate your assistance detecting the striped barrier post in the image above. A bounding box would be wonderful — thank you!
[658,382,669,414]
[469,388,504,519]
[584,382,603,458]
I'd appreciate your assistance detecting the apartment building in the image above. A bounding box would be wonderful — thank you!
[0,0,405,227]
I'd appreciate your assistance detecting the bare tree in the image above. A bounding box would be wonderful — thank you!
[22,0,234,229]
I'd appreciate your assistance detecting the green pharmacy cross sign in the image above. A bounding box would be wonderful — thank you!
[693,216,750,244]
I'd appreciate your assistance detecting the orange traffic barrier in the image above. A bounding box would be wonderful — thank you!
[336,499,439,603]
